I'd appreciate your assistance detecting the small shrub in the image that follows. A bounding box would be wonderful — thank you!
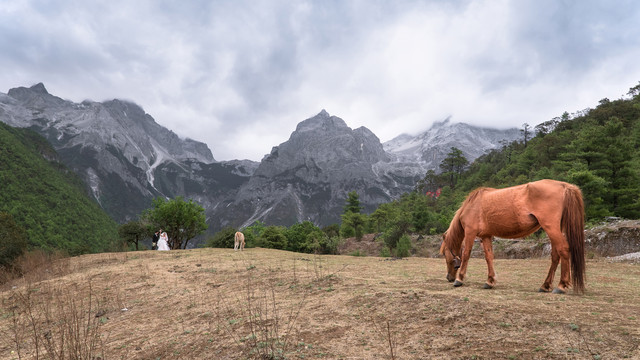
[395,234,411,258]
[379,247,391,257]
[206,227,237,248]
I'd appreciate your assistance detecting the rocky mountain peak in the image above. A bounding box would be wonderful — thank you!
[7,83,66,109]
[294,109,348,134]
[30,82,49,94]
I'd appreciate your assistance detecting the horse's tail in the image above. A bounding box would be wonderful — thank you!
[562,184,585,293]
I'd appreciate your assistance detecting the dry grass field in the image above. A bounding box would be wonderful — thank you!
[1,248,639,359]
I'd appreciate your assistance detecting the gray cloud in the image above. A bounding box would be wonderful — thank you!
[1,0,640,160]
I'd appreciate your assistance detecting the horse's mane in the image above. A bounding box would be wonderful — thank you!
[444,187,488,254]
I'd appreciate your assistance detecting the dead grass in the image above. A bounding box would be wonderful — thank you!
[1,248,639,359]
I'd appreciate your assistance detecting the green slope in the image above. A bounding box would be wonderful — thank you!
[0,122,119,255]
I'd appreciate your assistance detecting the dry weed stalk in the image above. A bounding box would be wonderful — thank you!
[3,277,105,359]
[215,260,308,359]
[368,314,398,360]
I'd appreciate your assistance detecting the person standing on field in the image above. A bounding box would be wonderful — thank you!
[152,230,159,250]
[157,229,170,251]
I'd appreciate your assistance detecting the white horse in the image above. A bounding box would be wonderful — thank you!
[234,231,245,251]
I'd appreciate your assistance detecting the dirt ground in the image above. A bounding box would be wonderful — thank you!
[2,248,639,359]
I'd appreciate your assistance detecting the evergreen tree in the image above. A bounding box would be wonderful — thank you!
[343,191,363,214]
[439,147,468,188]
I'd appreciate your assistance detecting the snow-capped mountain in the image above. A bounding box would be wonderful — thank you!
[384,117,521,175]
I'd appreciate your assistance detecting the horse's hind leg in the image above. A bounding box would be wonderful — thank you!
[540,227,571,293]
[539,248,559,292]
[481,237,496,289]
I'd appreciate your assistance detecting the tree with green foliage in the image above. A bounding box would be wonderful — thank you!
[415,169,442,194]
[440,147,468,188]
[242,221,266,248]
[284,221,339,254]
[322,224,340,239]
[343,191,363,214]
[395,234,412,258]
[206,226,238,248]
[0,212,28,270]
[260,226,288,249]
[341,191,367,240]
[370,203,394,233]
[142,197,207,249]
[341,212,367,240]
[285,221,319,252]
[117,220,147,250]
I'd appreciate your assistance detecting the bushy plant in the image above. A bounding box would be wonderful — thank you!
[395,234,411,258]
[260,226,288,250]
[206,227,238,248]
[242,221,266,248]
[379,247,391,257]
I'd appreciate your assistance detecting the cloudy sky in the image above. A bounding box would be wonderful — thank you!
[2,1,640,161]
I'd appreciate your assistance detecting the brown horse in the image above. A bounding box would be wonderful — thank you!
[440,179,585,294]
[234,231,245,251]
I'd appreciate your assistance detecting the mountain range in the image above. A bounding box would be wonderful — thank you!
[0,83,521,238]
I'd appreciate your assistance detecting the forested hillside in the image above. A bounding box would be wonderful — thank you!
[458,83,640,220]
[384,82,640,239]
[0,122,119,255]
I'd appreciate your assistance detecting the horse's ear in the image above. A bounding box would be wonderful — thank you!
[439,240,446,255]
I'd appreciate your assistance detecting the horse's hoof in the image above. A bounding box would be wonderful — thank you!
[538,288,550,293]
[453,280,463,287]
[552,288,566,294]
[483,283,494,289]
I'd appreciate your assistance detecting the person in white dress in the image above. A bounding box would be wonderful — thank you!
[157,229,170,251]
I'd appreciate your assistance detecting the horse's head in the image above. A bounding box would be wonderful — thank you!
[440,232,461,283]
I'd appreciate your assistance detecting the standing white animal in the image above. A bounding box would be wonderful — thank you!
[234,231,245,251]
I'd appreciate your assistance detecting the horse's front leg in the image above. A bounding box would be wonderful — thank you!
[481,237,496,289]
[454,234,476,287]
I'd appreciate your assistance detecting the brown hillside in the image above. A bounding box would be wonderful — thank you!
[2,248,639,359]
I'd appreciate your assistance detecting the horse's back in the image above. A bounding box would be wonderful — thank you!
[524,179,574,214]
[461,180,573,238]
